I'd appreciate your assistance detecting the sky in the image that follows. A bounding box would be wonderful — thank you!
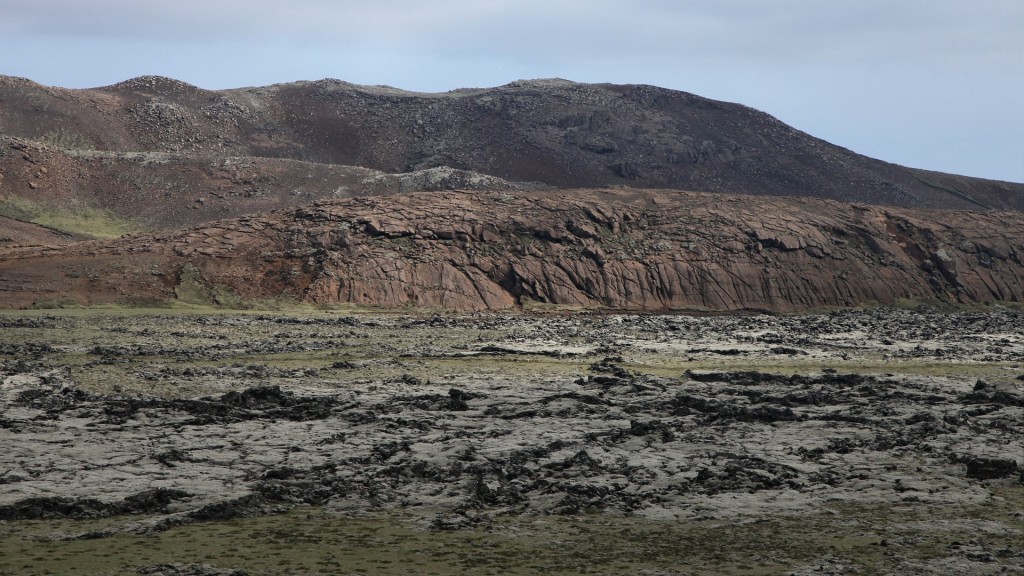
[2,0,1021,182]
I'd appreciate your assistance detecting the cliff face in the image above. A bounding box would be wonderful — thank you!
[2,189,1021,311]
[1,75,1021,213]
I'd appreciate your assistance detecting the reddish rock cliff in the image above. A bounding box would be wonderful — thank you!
[1,189,1021,311]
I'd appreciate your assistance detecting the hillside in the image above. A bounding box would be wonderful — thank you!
[1,75,1021,224]
[2,76,1022,312]
[0,135,540,237]
[1,189,1021,311]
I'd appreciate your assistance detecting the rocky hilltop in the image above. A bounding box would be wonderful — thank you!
[1,189,1021,311]
[1,75,1021,215]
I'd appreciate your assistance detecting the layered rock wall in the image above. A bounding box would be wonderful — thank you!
[1,189,1021,311]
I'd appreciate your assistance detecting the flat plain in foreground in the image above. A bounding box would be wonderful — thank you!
[1,307,1021,575]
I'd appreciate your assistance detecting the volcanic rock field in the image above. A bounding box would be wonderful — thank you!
[1,308,1022,575]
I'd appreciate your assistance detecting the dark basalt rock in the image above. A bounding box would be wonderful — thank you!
[93,386,342,425]
[962,380,1024,406]
[187,494,275,522]
[448,388,470,411]
[0,488,190,520]
[690,456,801,495]
[137,563,249,576]
[963,457,1023,482]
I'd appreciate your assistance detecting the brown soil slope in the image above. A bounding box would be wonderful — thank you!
[1,75,1020,212]
[0,135,539,233]
[0,215,86,247]
[1,189,1021,311]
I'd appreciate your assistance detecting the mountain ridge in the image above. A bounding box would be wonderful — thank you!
[1,75,1020,217]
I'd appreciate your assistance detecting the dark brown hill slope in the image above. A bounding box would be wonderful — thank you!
[1,75,1020,212]
[1,189,1020,311]
[0,135,539,236]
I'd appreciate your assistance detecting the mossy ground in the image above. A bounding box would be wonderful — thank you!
[0,194,141,239]
[3,307,1015,396]
[1,489,1020,575]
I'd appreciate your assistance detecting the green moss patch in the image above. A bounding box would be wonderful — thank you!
[0,194,141,239]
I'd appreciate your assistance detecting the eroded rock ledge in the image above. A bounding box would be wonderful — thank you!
[1,189,1022,311]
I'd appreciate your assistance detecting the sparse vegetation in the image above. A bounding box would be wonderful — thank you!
[0,194,141,239]
[36,127,93,151]
[1,493,1020,576]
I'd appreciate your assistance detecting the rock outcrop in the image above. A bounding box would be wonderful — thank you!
[1,189,1021,311]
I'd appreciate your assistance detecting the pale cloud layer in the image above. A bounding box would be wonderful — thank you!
[2,0,1021,181]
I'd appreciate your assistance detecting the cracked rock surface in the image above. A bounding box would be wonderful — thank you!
[1,308,1022,574]
[2,310,1021,525]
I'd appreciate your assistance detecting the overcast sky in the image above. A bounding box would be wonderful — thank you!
[2,0,1021,182]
